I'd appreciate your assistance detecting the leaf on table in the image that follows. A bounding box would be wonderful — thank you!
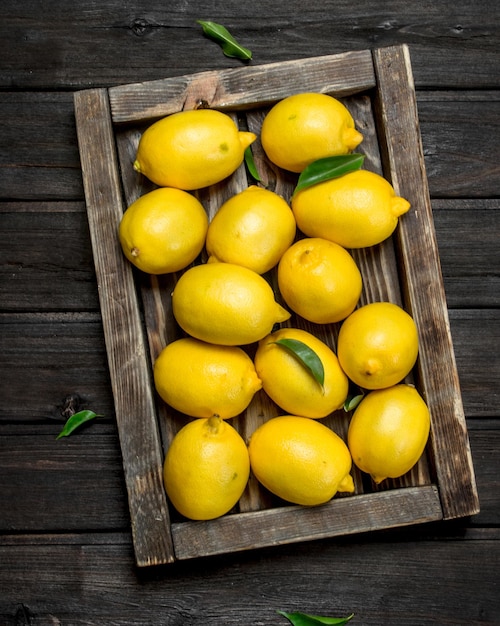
[56,410,103,439]
[274,338,325,387]
[278,610,355,625]
[293,154,365,196]
[197,20,252,60]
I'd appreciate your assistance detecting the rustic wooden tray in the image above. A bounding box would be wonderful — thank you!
[74,44,479,567]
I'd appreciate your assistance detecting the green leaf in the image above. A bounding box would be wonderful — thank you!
[56,410,103,439]
[278,610,354,626]
[274,338,325,387]
[344,393,364,412]
[197,20,252,60]
[293,154,365,196]
[244,146,261,181]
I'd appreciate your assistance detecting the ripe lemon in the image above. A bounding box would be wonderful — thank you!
[206,185,297,274]
[171,262,291,346]
[163,415,250,520]
[347,384,431,483]
[277,237,362,324]
[118,187,208,274]
[337,302,419,390]
[248,415,355,506]
[153,338,262,419]
[260,92,363,173]
[291,169,411,248]
[133,109,256,190]
[254,328,349,418]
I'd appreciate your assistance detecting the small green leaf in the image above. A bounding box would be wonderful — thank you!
[274,338,325,387]
[293,154,365,196]
[344,393,364,412]
[278,610,354,626]
[197,20,252,60]
[56,410,103,439]
[244,146,261,181]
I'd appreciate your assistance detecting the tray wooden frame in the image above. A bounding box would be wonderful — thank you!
[74,45,479,567]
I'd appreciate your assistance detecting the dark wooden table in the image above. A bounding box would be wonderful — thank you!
[1,2,499,624]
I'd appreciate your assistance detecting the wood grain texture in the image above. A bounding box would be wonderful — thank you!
[372,45,479,519]
[1,532,499,624]
[73,88,174,565]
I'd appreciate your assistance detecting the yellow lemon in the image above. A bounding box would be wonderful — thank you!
[248,415,355,506]
[171,262,291,346]
[277,237,362,324]
[291,169,411,248]
[347,384,431,483]
[133,109,256,190]
[254,328,349,418]
[337,302,419,390]
[206,185,296,274]
[260,92,363,173]
[153,338,262,419]
[118,187,208,274]
[163,415,250,520]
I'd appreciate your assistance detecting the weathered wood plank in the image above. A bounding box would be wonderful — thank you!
[171,486,443,560]
[0,312,115,421]
[108,50,376,122]
[0,427,129,532]
[73,88,174,566]
[0,202,100,312]
[0,533,499,624]
[372,45,479,519]
[1,1,499,89]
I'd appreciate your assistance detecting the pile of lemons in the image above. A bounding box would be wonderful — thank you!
[119,93,431,521]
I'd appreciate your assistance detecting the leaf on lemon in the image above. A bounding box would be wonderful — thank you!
[197,20,252,60]
[274,338,325,387]
[278,610,355,625]
[244,146,261,181]
[56,410,103,439]
[293,154,365,195]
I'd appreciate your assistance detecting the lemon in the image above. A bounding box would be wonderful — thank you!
[118,187,208,274]
[260,92,363,173]
[206,185,296,274]
[171,262,291,346]
[163,415,250,520]
[337,302,419,390]
[277,237,362,324]
[347,384,431,483]
[133,109,256,190]
[291,169,411,248]
[248,415,354,506]
[154,337,262,419]
[254,328,349,418]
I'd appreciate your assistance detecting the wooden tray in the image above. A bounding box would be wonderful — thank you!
[74,44,479,567]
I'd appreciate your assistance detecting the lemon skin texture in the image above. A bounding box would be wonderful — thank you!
[261,92,363,173]
[347,384,431,483]
[254,327,349,418]
[248,415,355,506]
[291,169,411,248]
[277,237,362,324]
[171,262,291,346]
[337,302,419,390]
[206,185,297,275]
[163,416,250,520]
[154,338,262,419]
[118,187,208,274]
[134,109,256,190]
